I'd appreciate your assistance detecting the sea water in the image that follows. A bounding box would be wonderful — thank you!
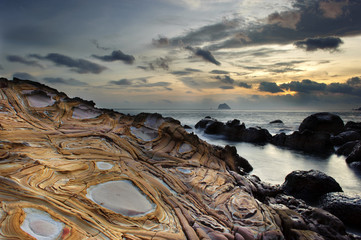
[116,109,361,194]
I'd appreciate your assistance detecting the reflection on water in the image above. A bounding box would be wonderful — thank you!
[199,135,361,194]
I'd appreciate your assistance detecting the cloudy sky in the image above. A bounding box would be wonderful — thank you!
[1,0,361,110]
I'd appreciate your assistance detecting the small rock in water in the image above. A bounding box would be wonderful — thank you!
[270,120,283,124]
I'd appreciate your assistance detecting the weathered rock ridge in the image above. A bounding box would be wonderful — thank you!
[0,78,359,239]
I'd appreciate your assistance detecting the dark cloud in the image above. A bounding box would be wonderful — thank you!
[90,39,111,51]
[172,1,361,51]
[109,79,132,85]
[6,55,43,68]
[346,77,361,86]
[30,53,106,74]
[92,50,135,64]
[258,82,284,93]
[171,71,192,76]
[275,77,361,97]
[210,70,229,74]
[185,46,220,65]
[319,0,349,19]
[152,36,169,47]
[280,79,327,93]
[170,67,202,76]
[13,72,37,81]
[137,66,148,70]
[148,57,171,71]
[215,75,235,84]
[267,11,301,30]
[43,77,88,86]
[327,82,353,94]
[239,82,252,89]
[185,68,202,72]
[108,78,171,89]
[294,37,343,51]
[219,86,234,90]
[171,21,237,46]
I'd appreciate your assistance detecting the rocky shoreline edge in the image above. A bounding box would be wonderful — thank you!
[194,112,361,162]
[0,77,360,239]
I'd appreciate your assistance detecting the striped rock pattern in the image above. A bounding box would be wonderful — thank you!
[0,78,356,240]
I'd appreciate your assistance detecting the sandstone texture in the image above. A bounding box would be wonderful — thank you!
[0,78,359,240]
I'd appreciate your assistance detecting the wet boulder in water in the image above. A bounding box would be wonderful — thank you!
[195,116,217,129]
[345,141,361,163]
[282,170,343,203]
[331,131,361,146]
[336,140,360,156]
[345,121,361,133]
[195,117,271,144]
[299,112,344,135]
[240,127,272,143]
[320,192,361,229]
[272,130,333,154]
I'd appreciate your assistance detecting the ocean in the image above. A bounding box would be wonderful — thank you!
[116,109,361,194]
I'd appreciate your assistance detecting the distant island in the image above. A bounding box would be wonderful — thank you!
[218,103,231,109]
[355,107,361,111]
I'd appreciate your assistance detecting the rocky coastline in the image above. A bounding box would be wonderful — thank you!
[0,77,360,239]
[195,113,361,161]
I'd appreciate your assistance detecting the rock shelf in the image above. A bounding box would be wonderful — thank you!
[0,77,359,240]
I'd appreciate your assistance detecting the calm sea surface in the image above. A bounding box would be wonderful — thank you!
[116,109,361,194]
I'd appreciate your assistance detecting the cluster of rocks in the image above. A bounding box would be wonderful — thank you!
[195,112,361,162]
[280,169,361,231]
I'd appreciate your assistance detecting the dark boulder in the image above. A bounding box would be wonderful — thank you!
[345,121,361,134]
[331,131,361,146]
[270,119,283,124]
[299,112,344,135]
[346,141,361,163]
[195,117,217,129]
[282,170,343,203]
[241,127,272,143]
[183,125,192,129]
[272,130,333,154]
[320,192,361,228]
[195,118,271,144]
[219,145,253,173]
[226,119,241,127]
[336,141,359,156]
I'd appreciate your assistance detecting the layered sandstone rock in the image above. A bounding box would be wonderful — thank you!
[0,78,358,240]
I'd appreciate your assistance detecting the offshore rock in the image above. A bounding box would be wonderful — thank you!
[218,103,231,109]
[298,112,344,135]
[0,77,357,240]
[282,170,343,203]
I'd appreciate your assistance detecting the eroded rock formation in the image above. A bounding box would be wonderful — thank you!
[0,78,359,240]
